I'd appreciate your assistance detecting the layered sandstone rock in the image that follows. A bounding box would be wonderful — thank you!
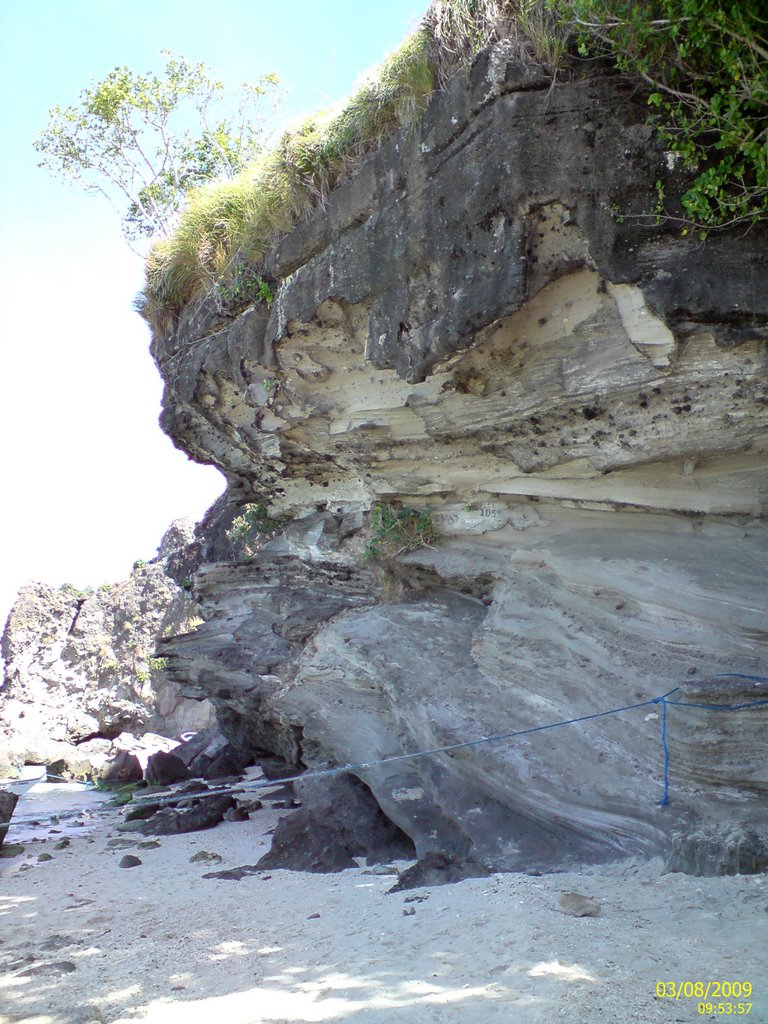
[149,47,768,872]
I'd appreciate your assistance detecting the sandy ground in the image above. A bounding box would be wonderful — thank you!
[1,786,766,1024]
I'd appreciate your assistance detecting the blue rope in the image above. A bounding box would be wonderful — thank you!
[655,696,670,807]
[714,673,768,683]
[131,674,768,811]
[666,698,768,711]
[649,674,768,806]
[227,688,683,793]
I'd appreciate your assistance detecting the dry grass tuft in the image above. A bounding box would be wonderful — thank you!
[141,3,561,332]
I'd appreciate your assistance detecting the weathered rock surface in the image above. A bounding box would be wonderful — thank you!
[172,725,252,780]
[144,750,190,786]
[557,891,601,917]
[0,790,18,846]
[150,47,767,873]
[256,776,415,872]
[118,855,142,869]
[138,793,236,835]
[97,750,143,785]
[389,852,490,892]
[667,824,768,877]
[0,520,214,768]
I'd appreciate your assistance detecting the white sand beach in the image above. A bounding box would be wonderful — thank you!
[1,787,766,1024]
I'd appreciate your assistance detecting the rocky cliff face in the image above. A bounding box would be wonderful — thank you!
[0,520,214,768]
[150,48,768,873]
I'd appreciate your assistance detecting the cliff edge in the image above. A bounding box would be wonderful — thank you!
[149,45,768,874]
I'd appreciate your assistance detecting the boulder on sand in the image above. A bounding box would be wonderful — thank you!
[144,751,190,786]
[0,790,19,847]
[139,793,236,835]
[257,775,415,873]
[173,727,251,780]
[97,751,143,785]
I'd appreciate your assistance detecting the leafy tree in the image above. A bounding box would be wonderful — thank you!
[35,51,280,246]
[551,0,768,230]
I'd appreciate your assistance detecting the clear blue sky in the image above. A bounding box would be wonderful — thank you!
[0,0,427,630]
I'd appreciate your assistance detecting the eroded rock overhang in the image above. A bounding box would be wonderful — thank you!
[151,45,768,873]
[152,48,767,519]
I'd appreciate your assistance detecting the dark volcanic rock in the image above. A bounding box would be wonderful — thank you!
[203,864,262,880]
[173,727,251,780]
[98,751,143,785]
[140,793,236,835]
[18,960,77,976]
[0,790,18,846]
[190,850,222,864]
[0,843,25,858]
[256,775,415,873]
[223,806,249,822]
[118,855,142,868]
[388,852,491,893]
[174,780,210,796]
[144,751,190,785]
[125,801,162,822]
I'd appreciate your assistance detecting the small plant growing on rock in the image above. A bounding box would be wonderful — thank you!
[217,264,274,314]
[149,656,169,672]
[227,502,281,559]
[365,503,436,560]
[555,0,768,230]
[61,583,94,600]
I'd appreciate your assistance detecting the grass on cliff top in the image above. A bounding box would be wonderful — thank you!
[142,27,435,328]
[141,1,555,330]
[141,0,768,331]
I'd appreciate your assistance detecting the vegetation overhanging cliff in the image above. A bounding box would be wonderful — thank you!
[138,0,768,333]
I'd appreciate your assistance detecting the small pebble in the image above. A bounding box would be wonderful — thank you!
[190,851,222,864]
[558,891,601,917]
[118,855,142,869]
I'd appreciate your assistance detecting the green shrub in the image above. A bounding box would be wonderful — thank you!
[227,502,281,559]
[217,263,273,313]
[60,583,93,600]
[366,503,436,559]
[552,0,768,230]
